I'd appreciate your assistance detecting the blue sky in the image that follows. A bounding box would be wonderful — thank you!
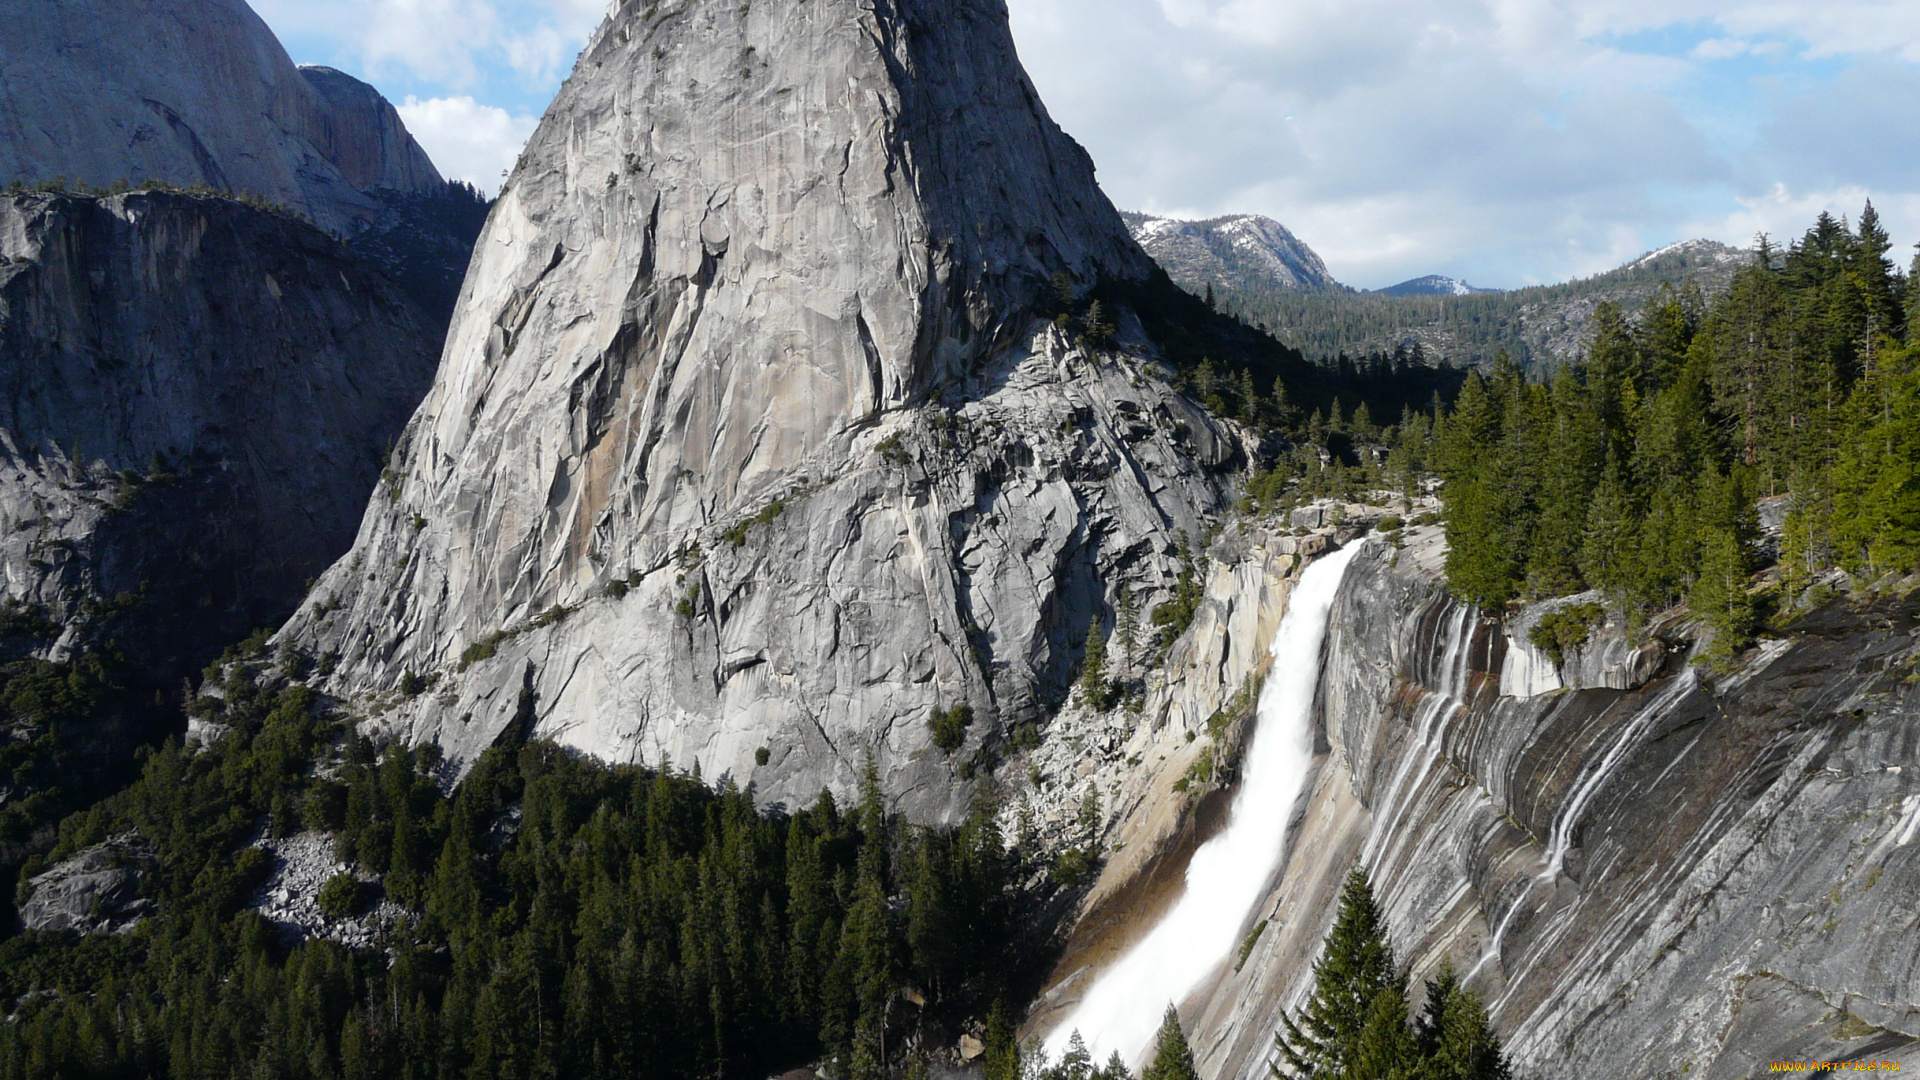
[249,0,1920,290]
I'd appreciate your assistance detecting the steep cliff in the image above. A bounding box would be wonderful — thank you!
[0,190,437,807]
[276,0,1256,817]
[1160,531,1920,1076]
[294,66,444,196]
[0,0,444,235]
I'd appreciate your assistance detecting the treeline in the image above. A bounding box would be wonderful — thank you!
[1414,206,1920,655]
[0,646,1058,1080]
[1090,273,1464,438]
[1209,240,1744,371]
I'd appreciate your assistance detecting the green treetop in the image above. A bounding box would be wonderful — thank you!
[1143,1006,1199,1080]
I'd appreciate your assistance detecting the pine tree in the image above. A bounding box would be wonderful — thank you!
[1576,455,1640,606]
[1142,1006,1198,1080]
[1059,1033,1096,1080]
[1113,587,1138,682]
[1271,874,1514,1080]
[1906,245,1920,337]
[1193,357,1227,414]
[1081,616,1110,710]
[1082,301,1116,348]
[1831,343,1920,575]
[1238,368,1261,426]
[1851,201,1904,356]
[1346,986,1419,1080]
[1438,369,1530,606]
[984,1001,1020,1080]
[1525,365,1604,597]
[842,755,897,1080]
[1076,788,1104,851]
[1584,302,1643,452]
[1691,523,1755,665]
[1415,966,1512,1080]
[1271,869,1404,1079]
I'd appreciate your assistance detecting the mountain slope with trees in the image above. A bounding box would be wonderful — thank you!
[1185,236,1750,371]
[1423,204,1918,655]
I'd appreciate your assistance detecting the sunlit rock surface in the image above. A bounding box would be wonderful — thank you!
[278,0,1245,818]
[16,833,155,934]
[1176,529,1920,1076]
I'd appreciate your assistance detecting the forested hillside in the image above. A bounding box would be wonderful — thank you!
[0,641,1077,1080]
[1213,239,1750,371]
[1412,207,1916,656]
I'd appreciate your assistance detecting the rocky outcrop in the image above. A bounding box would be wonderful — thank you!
[295,66,443,196]
[1124,213,1341,295]
[16,833,155,934]
[0,0,444,235]
[250,832,408,950]
[1178,529,1920,1077]
[276,0,1245,819]
[0,189,438,683]
[1497,591,1664,699]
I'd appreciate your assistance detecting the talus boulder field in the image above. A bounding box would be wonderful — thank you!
[279,0,1250,816]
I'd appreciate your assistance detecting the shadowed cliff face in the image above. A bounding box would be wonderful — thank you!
[0,190,438,680]
[1180,531,1920,1077]
[278,0,1238,818]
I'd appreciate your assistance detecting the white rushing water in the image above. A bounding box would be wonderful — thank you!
[1466,664,1698,986]
[1043,541,1365,1068]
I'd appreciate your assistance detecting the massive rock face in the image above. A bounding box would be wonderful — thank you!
[294,66,444,196]
[0,190,438,682]
[280,0,1240,816]
[1165,531,1920,1076]
[0,0,444,234]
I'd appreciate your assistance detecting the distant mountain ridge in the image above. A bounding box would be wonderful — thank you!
[1125,211,1751,369]
[1123,211,1343,294]
[1375,274,1498,297]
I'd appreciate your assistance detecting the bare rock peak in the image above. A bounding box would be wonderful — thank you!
[0,0,444,233]
[1123,209,1341,293]
[283,0,1225,816]
[295,65,444,195]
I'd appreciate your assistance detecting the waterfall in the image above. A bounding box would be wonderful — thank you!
[1358,602,1476,875]
[1041,541,1366,1068]
[1466,665,1699,985]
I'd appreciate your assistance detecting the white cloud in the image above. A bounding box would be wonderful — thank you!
[396,96,538,194]
[1009,0,1920,287]
[251,0,605,92]
[1691,37,1753,60]
[256,0,1920,287]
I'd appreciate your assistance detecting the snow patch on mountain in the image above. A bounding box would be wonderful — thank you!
[1122,211,1342,293]
[1375,274,1498,297]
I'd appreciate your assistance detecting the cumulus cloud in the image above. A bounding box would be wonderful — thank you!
[250,0,605,95]
[396,96,539,194]
[254,0,1920,288]
[1009,0,1920,287]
